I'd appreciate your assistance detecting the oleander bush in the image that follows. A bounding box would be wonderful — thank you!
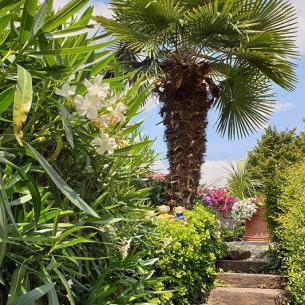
[0,0,165,304]
[150,204,222,305]
[276,161,305,305]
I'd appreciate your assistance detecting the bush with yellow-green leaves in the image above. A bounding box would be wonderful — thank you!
[276,161,305,305]
[151,204,222,305]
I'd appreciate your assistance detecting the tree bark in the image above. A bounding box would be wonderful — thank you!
[161,96,209,209]
[155,53,220,209]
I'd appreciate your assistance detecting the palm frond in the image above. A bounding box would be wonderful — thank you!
[184,0,244,49]
[93,16,160,57]
[95,0,184,57]
[214,62,275,139]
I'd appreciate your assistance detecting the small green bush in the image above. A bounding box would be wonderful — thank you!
[276,161,305,304]
[221,225,245,242]
[151,204,222,305]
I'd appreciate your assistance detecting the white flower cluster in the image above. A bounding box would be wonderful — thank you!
[55,75,128,155]
[231,198,258,224]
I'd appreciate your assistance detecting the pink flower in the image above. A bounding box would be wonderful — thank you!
[201,188,237,213]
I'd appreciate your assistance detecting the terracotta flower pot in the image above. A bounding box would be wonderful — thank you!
[244,208,271,242]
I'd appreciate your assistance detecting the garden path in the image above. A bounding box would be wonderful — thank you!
[206,242,291,305]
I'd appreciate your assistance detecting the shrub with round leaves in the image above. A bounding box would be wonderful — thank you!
[150,204,222,305]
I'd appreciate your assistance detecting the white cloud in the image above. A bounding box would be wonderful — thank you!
[151,160,167,172]
[274,101,295,112]
[52,0,70,10]
[290,0,305,54]
[150,159,237,188]
[200,160,237,188]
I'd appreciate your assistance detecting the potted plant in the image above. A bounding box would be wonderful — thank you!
[231,197,270,242]
[200,188,237,230]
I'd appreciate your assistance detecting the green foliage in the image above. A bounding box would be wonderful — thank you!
[246,127,305,238]
[276,161,305,305]
[145,176,166,206]
[0,1,164,304]
[221,225,245,242]
[226,160,261,199]
[95,0,298,138]
[151,205,222,305]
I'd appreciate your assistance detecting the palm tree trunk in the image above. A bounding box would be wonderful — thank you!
[161,96,209,209]
[155,53,220,209]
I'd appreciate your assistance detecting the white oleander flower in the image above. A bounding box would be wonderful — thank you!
[84,75,110,99]
[108,102,127,124]
[102,95,117,108]
[98,114,111,127]
[92,132,116,154]
[74,94,101,120]
[55,83,76,98]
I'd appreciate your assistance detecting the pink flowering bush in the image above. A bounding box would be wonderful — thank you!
[201,188,237,213]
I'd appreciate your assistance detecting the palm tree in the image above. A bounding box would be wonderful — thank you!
[94,0,298,209]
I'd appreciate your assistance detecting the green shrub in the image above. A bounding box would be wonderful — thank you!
[151,204,222,305]
[145,173,166,206]
[221,225,245,242]
[276,161,305,304]
[246,127,305,239]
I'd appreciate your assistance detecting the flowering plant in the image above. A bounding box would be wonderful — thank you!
[231,198,259,224]
[55,75,129,155]
[201,188,237,213]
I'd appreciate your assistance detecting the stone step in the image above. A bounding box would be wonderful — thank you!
[216,272,287,289]
[216,260,267,273]
[207,287,291,305]
[222,241,271,261]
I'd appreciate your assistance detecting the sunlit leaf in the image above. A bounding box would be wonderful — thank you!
[7,265,26,304]
[41,0,89,32]
[58,104,74,149]
[13,65,33,146]
[0,196,7,268]
[32,0,49,36]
